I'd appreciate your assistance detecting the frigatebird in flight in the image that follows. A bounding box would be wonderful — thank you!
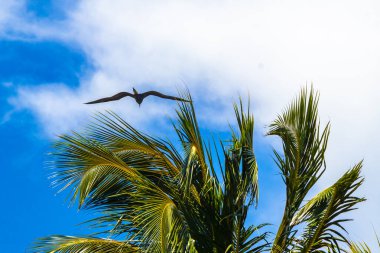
[85,88,190,106]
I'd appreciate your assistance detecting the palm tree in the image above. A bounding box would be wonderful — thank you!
[33,88,367,252]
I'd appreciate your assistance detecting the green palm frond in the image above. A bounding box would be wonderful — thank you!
[233,98,259,205]
[346,231,379,253]
[220,98,266,253]
[174,91,208,188]
[52,133,141,209]
[32,236,139,253]
[87,111,183,175]
[269,87,330,251]
[348,242,371,253]
[127,179,194,252]
[236,224,270,253]
[292,162,365,252]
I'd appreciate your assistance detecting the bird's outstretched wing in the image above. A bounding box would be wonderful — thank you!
[142,91,190,102]
[85,92,134,104]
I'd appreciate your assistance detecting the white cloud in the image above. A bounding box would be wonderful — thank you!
[12,74,178,135]
[0,0,71,41]
[0,1,22,31]
[7,0,380,248]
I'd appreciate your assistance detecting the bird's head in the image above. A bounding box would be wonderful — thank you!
[133,87,138,95]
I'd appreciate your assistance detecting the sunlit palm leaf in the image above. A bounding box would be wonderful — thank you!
[348,232,380,253]
[292,162,365,252]
[348,242,371,253]
[51,133,141,208]
[32,236,139,253]
[127,179,193,252]
[269,87,330,252]
[221,98,266,253]
[87,111,183,176]
[174,92,208,190]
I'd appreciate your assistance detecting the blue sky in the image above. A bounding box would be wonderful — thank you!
[0,3,94,251]
[0,16,92,253]
[1,0,380,252]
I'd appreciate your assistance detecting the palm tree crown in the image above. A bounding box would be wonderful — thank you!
[33,88,367,253]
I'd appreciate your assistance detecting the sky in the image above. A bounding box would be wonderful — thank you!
[0,0,379,251]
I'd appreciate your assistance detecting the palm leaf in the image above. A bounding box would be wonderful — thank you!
[348,242,371,253]
[51,133,141,208]
[87,111,183,176]
[292,162,365,252]
[32,236,139,253]
[174,91,209,189]
[220,98,267,252]
[127,179,193,252]
[269,87,330,251]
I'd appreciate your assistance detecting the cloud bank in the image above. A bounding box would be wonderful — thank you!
[3,0,380,247]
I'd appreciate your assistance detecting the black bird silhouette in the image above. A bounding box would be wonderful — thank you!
[85,88,190,106]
